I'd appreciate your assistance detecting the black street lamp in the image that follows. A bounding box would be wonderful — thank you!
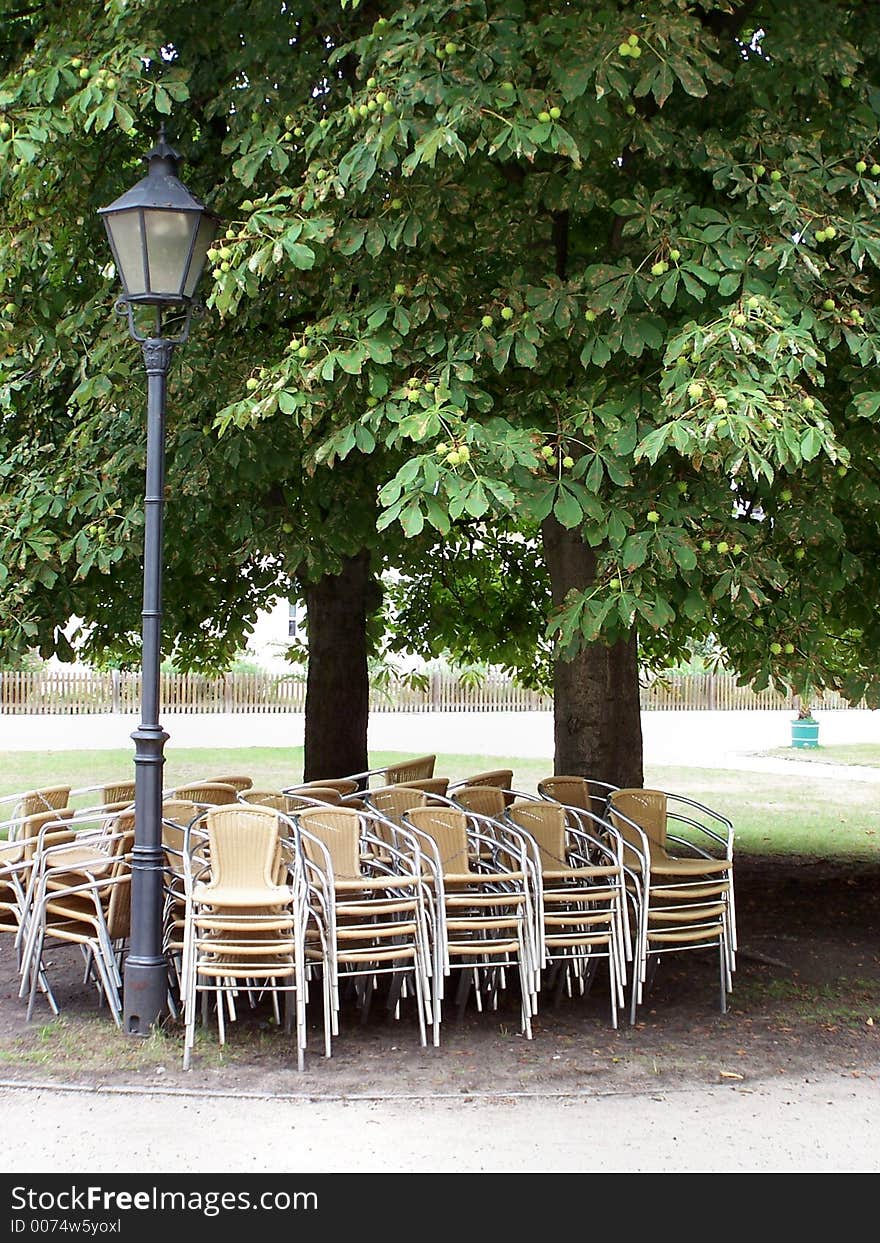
[98,130,220,1035]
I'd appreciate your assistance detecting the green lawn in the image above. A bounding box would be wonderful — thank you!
[758,743,880,767]
[2,746,878,860]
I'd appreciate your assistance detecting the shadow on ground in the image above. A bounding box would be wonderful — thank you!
[1,853,878,1099]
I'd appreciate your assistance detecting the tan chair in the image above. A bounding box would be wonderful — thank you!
[19,818,135,1024]
[505,799,627,1027]
[402,804,537,1040]
[14,805,128,969]
[390,776,449,801]
[161,800,202,1005]
[365,786,429,824]
[181,803,310,1069]
[607,788,736,1016]
[202,775,253,792]
[241,790,302,812]
[287,779,360,798]
[264,787,343,809]
[382,755,436,785]
[100,780,136,806]
[1,808,76,943]
[452,770,515,806]
[538,775,619,817]
[166,782,240,806]
[292,805,433,1049]
[8,786,72,826]
[452,784,507,819]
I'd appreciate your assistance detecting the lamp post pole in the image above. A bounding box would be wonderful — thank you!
[98,130,219,1036]
[124,332,174,1035]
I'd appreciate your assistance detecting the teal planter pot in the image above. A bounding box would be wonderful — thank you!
[791,718,820,748]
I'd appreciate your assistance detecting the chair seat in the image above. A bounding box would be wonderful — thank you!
[650,855,731,876]
[191,883,293,908]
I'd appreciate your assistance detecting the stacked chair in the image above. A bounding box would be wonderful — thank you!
[179,802,316,1070]
[1,759,737,1062]
[448,769,515,806]
[16,806,135,1024]
[401,803,538,1041]
[605,787,737,1016]
[165,781,240,806]
[291,804,434,1051]
[503,799,628,1027]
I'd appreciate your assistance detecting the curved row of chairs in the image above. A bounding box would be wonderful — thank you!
[0,760,735,1071]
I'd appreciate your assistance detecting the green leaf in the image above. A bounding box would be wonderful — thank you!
[514,337,538,368]
[281,240,316,269]
[553,485,583,529]
[399,501,424,537]
[366,337,393,365]
[365,225,386,257]
[852,391,880,419]
[155,84,173,114]
[556,62,592,102]
[336,221,368,256]
[463,482,489,518]
[660,271,680,307]
[337,346,366,375]
[670,56,708,98]
[621,531,651,570]
[800,426,823,460]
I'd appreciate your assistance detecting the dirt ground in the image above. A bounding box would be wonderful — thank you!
[1,851,878,1099]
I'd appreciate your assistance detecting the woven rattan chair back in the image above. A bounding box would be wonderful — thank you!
[201,805,285,892]
[239,790,298,812]
[608,788,668,853]
[169,782,239,806]
[391,776,449,798]
[280,788,344,810]
[17,808,77,861]
[505,800,568,873]
[101,781,136,806]
[452,785,507,819]
[383,755,436,784]
[104,832,135,940]
[203,775,253,792]
[367,786,428,826]
[294,805,363,879]
[459,769,514,792]
[17,787,71,819]
[403,806,473,875]
[537,775,597,812]
[294,779,360,797]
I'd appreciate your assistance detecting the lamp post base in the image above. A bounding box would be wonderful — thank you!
[123,957,169,1036]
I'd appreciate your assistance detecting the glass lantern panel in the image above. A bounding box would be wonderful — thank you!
[144,210,197,297]
[183,213,219,299]
[104,209,147,298]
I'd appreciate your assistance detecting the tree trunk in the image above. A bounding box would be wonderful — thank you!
[302,550,374,781]
[541,516,644,789]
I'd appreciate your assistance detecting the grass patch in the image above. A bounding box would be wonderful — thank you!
[0,1014,185,1073]
[1,748,878,859]
[732,976,880,1026]
[757,743,880,767]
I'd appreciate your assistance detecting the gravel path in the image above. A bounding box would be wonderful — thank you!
[1,1072,878,1173]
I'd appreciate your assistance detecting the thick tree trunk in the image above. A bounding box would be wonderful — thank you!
[541,516,644,789]
[302,550,373,781]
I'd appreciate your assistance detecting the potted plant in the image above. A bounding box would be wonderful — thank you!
[790,703,820,748]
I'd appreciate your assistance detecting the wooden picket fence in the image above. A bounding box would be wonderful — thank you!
[0,667,861,715]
